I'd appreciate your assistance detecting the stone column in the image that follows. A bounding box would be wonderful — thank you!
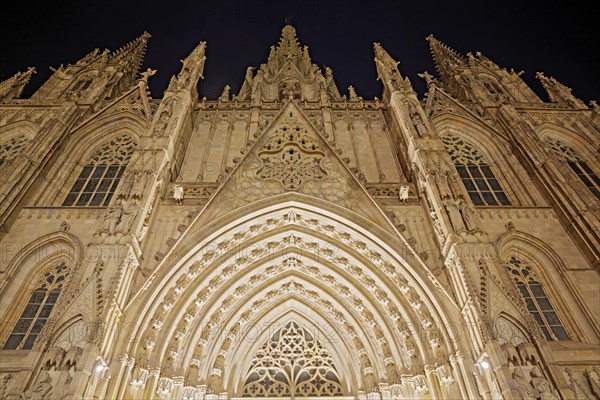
[378,383,390,400]
[116,357,135,400]
[143,367,161,399]
[450,354,468,399]
[424,365,441,399]
[455,351,480,399]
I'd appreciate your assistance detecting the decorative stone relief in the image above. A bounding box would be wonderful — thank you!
[256,120,327,190]
[241,321,343,397]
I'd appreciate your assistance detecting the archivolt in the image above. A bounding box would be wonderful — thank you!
[122,197,463,393]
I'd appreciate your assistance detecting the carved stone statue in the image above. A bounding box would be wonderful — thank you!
[511,367,537,400]
[173,184,184,204]
[407,101,428,137]
[443,197,466,232]
[459,199,479,232]
[530,367,558,400]
[22,371,52,400]
[139,68,156,87]
[418,71,436,88]
[130,171,149,200]
[100,202,123,236]
[47,372,72,400]
[399,186,409,204]
[116,199,138,235]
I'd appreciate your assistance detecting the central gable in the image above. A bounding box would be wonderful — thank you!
[188,101,396,231]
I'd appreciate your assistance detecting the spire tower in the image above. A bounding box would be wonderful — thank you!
[426,35,467,83]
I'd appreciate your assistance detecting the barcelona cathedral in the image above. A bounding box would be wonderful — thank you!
[0,24,599,400]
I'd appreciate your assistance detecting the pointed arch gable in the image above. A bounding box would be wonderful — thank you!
[433,113,510,169]
[0,120,40,167]
[0,232,83,339]
[493,312,531,347]
[496,229,598,341]
[433,113,536,206]
[537,123,599,162]
[39,117,141,206]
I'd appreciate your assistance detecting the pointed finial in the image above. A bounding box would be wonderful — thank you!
[426,35,466,81]
[536,72,585,108]
[373,43,403,91]
[0,67,37,100]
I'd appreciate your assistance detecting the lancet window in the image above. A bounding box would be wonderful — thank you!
[545,138,600,199]
[442,135,511,206]
[0,134,30,167]
[507,256,569,341]
[242,321,344,397]
[3,262,69,350]
[62,134,136,207]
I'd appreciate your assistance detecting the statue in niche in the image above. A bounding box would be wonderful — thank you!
[530,367,558,400]
[22,371,52,400]
[443,197,466,232]
[100,202,123,236]
[459,199,479,232]
[510,367,537,400]
[407,100,428,137]
[153,96,175,137]
[115,199,138,235]
[46,372,72,400]
[130,171,150,200]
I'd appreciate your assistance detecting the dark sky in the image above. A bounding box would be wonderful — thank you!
[2,0,597,103]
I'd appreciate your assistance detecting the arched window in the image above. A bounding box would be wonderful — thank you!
[62,134,136,207]
[242,321,344,397]
[545,138,600,199]
[507,256,569,341]
[442,135,511,206]
[3,262,69,350]
[0,134,30,167]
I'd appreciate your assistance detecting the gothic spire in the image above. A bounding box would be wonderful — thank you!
[426,35,466,82]
[373,43,412,95]
[373,43,400,81]
[109,32,151,81]
[264,24,314,78]
[167,41,207,98]
[536,72,586,108]
[234,24,340,102]
[0,67,36,100]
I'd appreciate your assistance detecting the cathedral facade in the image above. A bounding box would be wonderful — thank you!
[0,25,599,399]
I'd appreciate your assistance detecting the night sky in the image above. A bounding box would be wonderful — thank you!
[2,1,598,103]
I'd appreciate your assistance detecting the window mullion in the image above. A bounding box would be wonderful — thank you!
[96,164,111,206]
[525,279,559,341]
[17,288,50,350]
[466,164,484,204]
